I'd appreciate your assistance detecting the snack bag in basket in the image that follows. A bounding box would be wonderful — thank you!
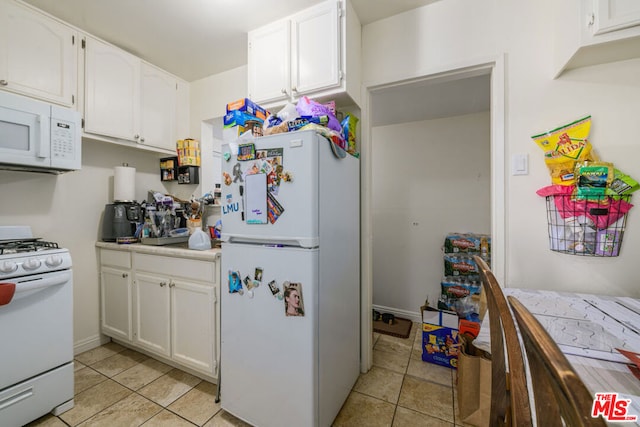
[532,116,596,186]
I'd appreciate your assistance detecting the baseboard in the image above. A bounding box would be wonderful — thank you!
[74,334,110,355]
[372,304,421,324]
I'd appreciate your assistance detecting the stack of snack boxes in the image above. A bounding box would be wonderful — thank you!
[177,138,201,166]
[440,232,491,338]
[223,98,267,142]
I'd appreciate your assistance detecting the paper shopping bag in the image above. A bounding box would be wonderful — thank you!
[456,335,492,427]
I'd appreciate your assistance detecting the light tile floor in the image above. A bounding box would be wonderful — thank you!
[28,323,466,426]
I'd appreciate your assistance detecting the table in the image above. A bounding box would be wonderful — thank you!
[474,288,640,425]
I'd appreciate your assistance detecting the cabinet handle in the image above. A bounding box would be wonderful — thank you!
[160,281,166,287]
[292,86,298,93]
[0,80,7,86]
[169,280,175,288]
[281,88,288,95]
[140,137,145,142]
[122,273,128,278]
[134,134,140,140]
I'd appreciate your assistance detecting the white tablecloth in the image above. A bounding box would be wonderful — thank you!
[473,288,640,426]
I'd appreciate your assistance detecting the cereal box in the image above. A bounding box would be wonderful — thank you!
[226,98,267,120]
[421,305,460,369]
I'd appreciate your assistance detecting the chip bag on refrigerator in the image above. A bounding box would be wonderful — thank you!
[531,116,597,186]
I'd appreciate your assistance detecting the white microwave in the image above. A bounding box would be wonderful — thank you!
[0,91,81,173]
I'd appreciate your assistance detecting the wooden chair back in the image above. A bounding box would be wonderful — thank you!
[507,296,606,427]
[473,255,532,427]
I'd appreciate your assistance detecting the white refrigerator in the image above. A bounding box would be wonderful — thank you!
[220,130,360,427]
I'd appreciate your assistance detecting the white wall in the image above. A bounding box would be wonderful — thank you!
[0,140,174,351]
[362,0,640,297]
[190,65,248,196]
[189,65,247,135]
[372,112,490,312]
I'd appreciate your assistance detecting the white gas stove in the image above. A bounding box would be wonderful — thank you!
[0,229,72,280]
[0,226,74,426]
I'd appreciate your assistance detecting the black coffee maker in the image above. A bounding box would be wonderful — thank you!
[101,202,142,241]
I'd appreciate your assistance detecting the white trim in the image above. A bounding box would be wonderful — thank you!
[361,54,502,90]
[372,304,421,324]
[491,54,507,285]
[359,85,373,373]
[74,334,110,355]
[360,55,506,372]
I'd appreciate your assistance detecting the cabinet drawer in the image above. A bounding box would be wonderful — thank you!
[101,249,131,269]
[134,253,215,284]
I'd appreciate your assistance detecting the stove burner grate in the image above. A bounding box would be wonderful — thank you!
[0,239,60,255]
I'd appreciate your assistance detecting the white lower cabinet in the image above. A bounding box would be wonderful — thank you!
[171,279,216,373]
[99,247,219,380]
[100,266,133,342]
[100,250,133,342]
[133,271,171,357]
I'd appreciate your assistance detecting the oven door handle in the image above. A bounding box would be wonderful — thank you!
[12,271,72,299]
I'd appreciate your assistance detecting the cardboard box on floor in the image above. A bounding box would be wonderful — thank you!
[421,305,460,369]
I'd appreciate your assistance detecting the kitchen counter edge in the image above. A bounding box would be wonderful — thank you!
[96,241,221,261]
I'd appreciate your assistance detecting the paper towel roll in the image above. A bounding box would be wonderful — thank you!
[113,165,136,202]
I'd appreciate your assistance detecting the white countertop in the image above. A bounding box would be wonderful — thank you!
[96,241,221,261]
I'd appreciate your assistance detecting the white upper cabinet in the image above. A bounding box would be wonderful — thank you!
[593,0,640,34]
[554,0,640,77]
[248,20,291,106]
[248,0,360,109]
[140,62,176,151]
[84,35,140,142]
[83,35,186,153]
[0,0,77,106]
[291,1,341,96]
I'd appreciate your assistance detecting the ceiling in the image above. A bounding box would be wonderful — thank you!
[22,0,439,82]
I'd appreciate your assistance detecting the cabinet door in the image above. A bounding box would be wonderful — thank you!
[100,266,133,342]
[134,272,171,357]
[248,19,291,105]
[84,35,140,141]
[0,1,77,106]
[291,1,340,96]
[171,279,216,375]
[594,0,640,35]
[140,62,176,151]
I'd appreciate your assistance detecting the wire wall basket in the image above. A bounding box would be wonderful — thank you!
[546,195,632,257]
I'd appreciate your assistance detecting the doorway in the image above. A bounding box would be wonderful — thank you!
[359,58,506,371]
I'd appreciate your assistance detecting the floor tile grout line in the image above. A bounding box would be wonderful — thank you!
[60,369,213,427]
[69,362,203,426]
[69,339,461,427]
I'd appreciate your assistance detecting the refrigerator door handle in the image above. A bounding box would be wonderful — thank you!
[222,234,319,248]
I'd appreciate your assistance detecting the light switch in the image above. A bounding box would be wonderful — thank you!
[512,153,528,176]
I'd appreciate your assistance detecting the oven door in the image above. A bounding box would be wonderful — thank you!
[0,269,73,390]
[0,91,51,169]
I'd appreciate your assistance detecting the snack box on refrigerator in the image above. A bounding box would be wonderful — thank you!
[223,110,264,128]
[226,98,267,120]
